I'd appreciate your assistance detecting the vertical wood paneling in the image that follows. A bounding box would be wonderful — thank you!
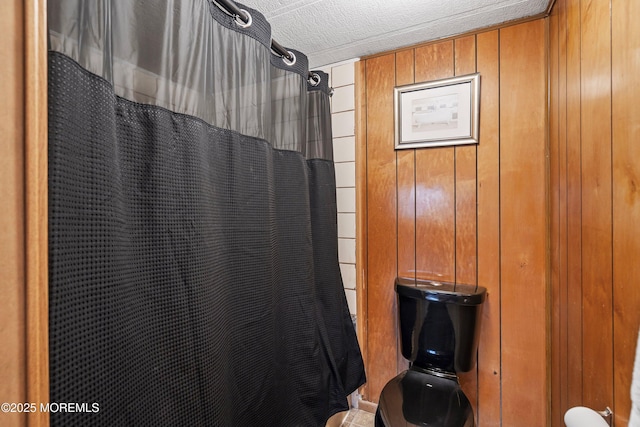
[0,1,26,426]
[550,0,640,424]
[365,54,399,402]
[499,20,547,426]
[475,30,502,427]
[579,0,613,410]
[555,3,569,420]
[612,0,640,424]
[394,50,415,373]
[564,0,584,409]
[414,41,456,282]
[453,35,478,286]
[361,20,549,424]
[549,1,569,424]
[25,0,50,424]
[556,4,569,413]
[454,36,477,78]
[363,1,640,424]
[549,9,561,426]
[395,50,416,281]
[453,34,479,419]
[355,59,369,396]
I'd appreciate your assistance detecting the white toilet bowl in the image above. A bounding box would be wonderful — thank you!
[564,406,609,427]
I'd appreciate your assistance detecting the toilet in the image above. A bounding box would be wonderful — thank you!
[375,277,487,427]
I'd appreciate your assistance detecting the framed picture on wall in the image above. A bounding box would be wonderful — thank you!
[394,73,480,149]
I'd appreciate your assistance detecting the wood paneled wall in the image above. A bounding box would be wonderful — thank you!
[549,0,640,425]
[0,2,27,424]
[0,1,49,426]
[357,20,549,425]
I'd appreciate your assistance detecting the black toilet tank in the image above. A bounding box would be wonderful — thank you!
[396,277,486,373]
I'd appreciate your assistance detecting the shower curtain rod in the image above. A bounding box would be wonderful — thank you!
[212,0,322,86]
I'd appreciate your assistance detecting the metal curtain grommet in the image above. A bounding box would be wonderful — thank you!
[282,51,296,66]
[234,8,252,28]
[308,72,321,86]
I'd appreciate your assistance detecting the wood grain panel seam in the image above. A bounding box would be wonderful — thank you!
[412,50,418,283]
[452,38,457,285]
[608,8,616,421]
[608,2,617,413]
[473,35,481,419]
[544,17,553,425]
[498,28,503,425]
[454,148,458,284]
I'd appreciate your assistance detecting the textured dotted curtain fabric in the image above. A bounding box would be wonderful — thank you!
[47,1,365,425]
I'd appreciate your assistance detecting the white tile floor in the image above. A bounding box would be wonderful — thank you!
[340,408,375,427]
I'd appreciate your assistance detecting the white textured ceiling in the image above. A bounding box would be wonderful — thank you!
[240,0,551,68]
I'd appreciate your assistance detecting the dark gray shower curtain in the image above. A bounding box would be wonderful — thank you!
[47,1,365,425]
